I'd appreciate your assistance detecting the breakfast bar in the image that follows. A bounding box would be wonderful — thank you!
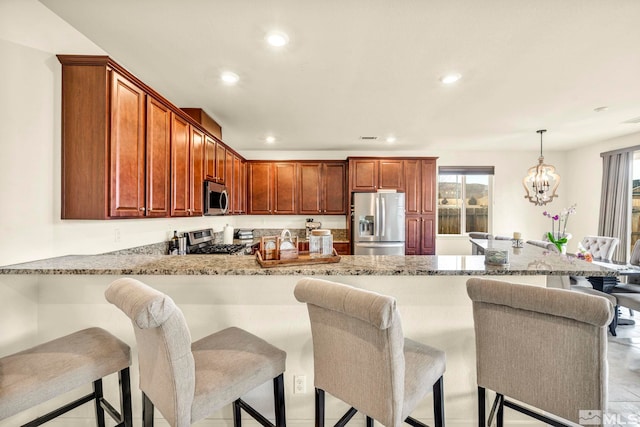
[0,246,615,426]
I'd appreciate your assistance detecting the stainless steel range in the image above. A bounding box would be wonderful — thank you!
[185,228,248,255]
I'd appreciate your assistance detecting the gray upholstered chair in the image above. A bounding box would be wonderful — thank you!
[294,278,445,427]
[467,278,613,427]
[469,232,492,239]
[0,327,132,426]
[525,239,559,252]
[105,277,286,427]
[579,235,620,261]
[493,235,512,240]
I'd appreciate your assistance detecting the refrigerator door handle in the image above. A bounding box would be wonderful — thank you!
[375,196,380,237]
[381,196,386,237]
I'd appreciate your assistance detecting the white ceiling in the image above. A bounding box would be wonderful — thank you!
[32,0,640,152]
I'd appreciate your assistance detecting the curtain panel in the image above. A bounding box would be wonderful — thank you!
[598,149,632,262]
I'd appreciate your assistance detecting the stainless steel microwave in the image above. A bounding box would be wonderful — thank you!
[204,181,229,215]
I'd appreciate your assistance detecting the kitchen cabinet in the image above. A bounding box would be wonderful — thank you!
[405,216,435,255]
[298,162,347,214]
[273,163,297,214]
[247,162,272,214]
[204,136,216,181]
[170,116,204,217]
[145,96,171,217]
[216,143,226,184]
[225,150,234,214]
[59,55,171,219]
[232,155,245,214]
[333,242,350,255]
[247,162,296,214]
[403,158,437,254]
[349,158,404,191]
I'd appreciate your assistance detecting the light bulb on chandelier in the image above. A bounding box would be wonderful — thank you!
[523,129,560,206]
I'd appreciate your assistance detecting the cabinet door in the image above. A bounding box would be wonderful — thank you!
[333,242,350,255]
[404,159,420,215]
[171,114,190,217]
[420,159,436,214]
[109,71,146,217]
[204,135,216,181]
[247,162,271,214]
[420,216,436,254]
[273,163,297,214]
[225,150,234,214]
[190,127,204,216]
[323,162,347,214]
[379,159,404,190]
[239,159,246,214]
[350,159,378,191]
[405,216,421,255]
[216,143,226,184]
[146,96,171,217]
[299,163,322,214]
[233,155,243,214]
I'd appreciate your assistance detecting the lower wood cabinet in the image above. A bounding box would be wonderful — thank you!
[405,215,435,255]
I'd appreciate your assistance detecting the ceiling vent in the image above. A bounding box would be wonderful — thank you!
[623,116,640,124]
[359,136,378,140]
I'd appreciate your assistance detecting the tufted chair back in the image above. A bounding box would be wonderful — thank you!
[580,236,619,261]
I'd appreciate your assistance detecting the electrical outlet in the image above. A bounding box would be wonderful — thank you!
[114,228,121,243]
[293,375,306,394]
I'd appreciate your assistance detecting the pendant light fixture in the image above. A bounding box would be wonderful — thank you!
[522,129,560,206]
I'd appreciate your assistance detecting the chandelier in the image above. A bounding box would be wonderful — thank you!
[522,129,560,206]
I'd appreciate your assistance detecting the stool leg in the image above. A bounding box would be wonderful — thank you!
[119,368,133,427]
[315,388,325,427]
[93,379,106,427]
[273,374,286,426]
[366,416,374,426]
[433,376,444,427]
[233,400,242,427]
[496,394,504,427]
[477,387,485,427]
[142,393,154,427]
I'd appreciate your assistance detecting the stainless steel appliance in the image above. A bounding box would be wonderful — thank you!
[204,181,229,216]
[185,228,248,255]
[352,192,405,255]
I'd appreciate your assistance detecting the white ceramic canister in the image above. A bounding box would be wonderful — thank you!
[309,229,333,258]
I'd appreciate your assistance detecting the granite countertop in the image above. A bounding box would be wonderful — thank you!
[0,243,616,276]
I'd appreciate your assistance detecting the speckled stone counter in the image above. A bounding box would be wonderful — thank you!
[0,242,616,277]
[0,240,618,426]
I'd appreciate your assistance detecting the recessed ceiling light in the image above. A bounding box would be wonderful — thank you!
[266,31,289,47]
[265,136,276,144]
[440,73,462,85]
[386,136,397,143]
[594,106,609,113]
[220,71,239,85]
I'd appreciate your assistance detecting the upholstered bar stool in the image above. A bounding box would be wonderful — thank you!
[294,278,446,427]
[0,327,132,426]
[105,277,286,427]
[467,278,613,427]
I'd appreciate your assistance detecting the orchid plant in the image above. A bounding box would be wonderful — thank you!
[543,204,576,252]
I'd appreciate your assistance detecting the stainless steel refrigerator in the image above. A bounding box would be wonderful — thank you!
[352,192,405,255]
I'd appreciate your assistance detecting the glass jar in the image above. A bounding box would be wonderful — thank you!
[309,229,333,258]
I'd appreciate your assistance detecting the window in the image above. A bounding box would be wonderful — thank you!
[438,166,494,235]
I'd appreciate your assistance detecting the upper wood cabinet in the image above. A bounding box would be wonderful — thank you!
[232,155,246,214]
[349,158,404,191]
[189,127,205,216]
[170,115,204,217]
[404,158,436,215]
[298,162,347,214]
[247,162,272,214]
[225,150,235,213]
[216,143,226,184]
[204,135,216,181]
[273,163,297,214]
[59,55,175,219]
[145,96,171,217]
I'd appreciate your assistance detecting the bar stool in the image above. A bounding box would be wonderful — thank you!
[105,277,287,427]
[0,327,132,426]
[294,278,446,427]
[467,278,613,426]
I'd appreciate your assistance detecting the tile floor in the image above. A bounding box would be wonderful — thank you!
[607,313,640,425]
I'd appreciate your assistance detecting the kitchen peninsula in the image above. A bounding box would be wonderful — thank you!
[0,246,615,426]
